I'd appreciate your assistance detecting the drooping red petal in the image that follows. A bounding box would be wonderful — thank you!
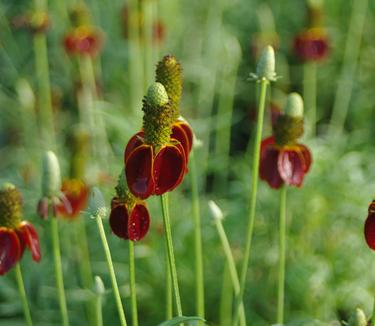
[128,204,150,241]
[125,144,154,199]
[109,204,129,239]
[0,228,21,275]
[17,222,41,262]
[365,211,375,250]
[171,125,190,163]
[278,149,305,187]
[297,144,312,173]
[153,145,186,195]
[259,140,283,189]
[174,121,193,152]
[124,131,144,163]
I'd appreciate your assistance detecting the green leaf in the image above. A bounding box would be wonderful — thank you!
[158,316,207,326]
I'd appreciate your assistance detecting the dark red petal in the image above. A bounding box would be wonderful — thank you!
[128,204,150,241]
[365,212,375,250]
[294,32,329,61]
[259,141,283,189]
[153,145,186,195]
[17,222,41,262]
[125,145,154,199]
[109,205,129,239]
[174,121,193,152]
[297,144,312,173]
[260,136,276,153]
[171,125,190,163]
[278,149,305,187]
[0,228,21,275]
[124,131,144,163]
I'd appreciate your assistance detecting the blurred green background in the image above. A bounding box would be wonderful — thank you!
[0,0,375,325]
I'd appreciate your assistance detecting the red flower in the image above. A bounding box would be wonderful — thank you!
[124,120,193,199]
[56,179,89,219]
[64,26,102,56]
[293,28,329,62]
[109,197,150,241]
[364,201,375,250]
[260,136,312,189]
[0,222,41,275]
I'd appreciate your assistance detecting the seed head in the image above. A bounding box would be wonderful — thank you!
[285,93,304,118]
[256,45,276,82]
[87,187,107,219]
[42,151,62,199]
[0,183,22,228]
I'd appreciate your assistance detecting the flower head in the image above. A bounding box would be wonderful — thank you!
[109,170,150,241]
[364,200,375,250]
[64,25,103,57]
[294,28,329,62]
[260,93,312,189]
[0,183,41,275]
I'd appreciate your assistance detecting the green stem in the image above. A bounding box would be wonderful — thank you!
[96,294,103,326]
[277,186,287,324]
[33,32,56,150]
[51,218,69,326]
[128,241,139,326]
[214,217,246,326]
[328,0,368,135]
[219,264,232,326]
[95,216,128,326]
[15,264,33,326]
[303,62,317,137]
[165,246,173,320]
[190,149,205,321]
[233,78,269,324]
[160,194,183,316]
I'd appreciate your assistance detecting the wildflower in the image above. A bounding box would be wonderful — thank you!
[260,93,312,189]
[125,81,192,199]
[37,151,72,219]
[56,179,89,219]
[63,25,103,56]
[0,183,41,275]
[364,200,375,250]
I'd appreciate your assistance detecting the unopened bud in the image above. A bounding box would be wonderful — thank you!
[256,45,276,81]
[147,82,169,107]
[87,187,107,219]
[348,308,367,326]
[42,151,61,198]
[285,93,304,118]
[94,275,105,295]
[307,0,323,9]
[208,200,224,221]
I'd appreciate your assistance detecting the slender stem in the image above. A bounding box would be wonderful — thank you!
[128,241,139,326]
[214,217,246,326]
[96,294,103,326]
[15,264,33,326]
[51,218,69,326]
[95,216,128,326]
[160,194,183,316]
[277,186,287,324]
[165,246,173,320]
[189,149,205,321]
[219,264,232,326]
[233,78,269,324]
[372,299,375,326]
[303,62,317,137]
[328,0,368,135]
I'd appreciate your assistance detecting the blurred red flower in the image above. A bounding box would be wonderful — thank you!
[364,201,375,250]
[293,28,329,62]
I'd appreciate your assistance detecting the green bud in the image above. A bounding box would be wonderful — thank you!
[208,200,224,221]
[94,276,105,295]
[285,93,304,118]
[348,308,367,326]
[256,45,276,81]
[42,151,61,198]
[307,0,323,9]
[147,82,169,107]
[87,187,107,219]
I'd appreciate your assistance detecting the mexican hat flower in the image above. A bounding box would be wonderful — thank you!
[37,151,72,219]
[0,183,41,275]
[364,200,375,250]
[56,179,89,219]
[125,82,187,199]
[109,170,150,241]
[63,25,103,56]
[260,93,312,189]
